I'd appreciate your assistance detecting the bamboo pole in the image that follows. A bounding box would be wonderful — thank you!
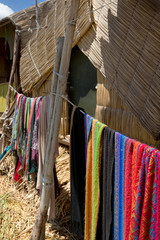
[6,29,20,110]
[29,0,82,234]
[48,37,64,134]
[40,36,64,240]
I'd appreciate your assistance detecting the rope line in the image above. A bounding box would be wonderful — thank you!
[51,92,75,107]
[9,84,76,108]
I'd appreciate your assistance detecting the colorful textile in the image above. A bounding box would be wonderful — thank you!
[84,113,93,165]
[96,127,115,240]
[127,143,147,239]
[16,95,25,157]
[139,149,158,239]
[113,132,128,240]
[85,121,94,240]
[31,97,42,169]
[124,139,139,240]
[24,98,31,131]
[27,98,38,176]
[158,151,160,239]
[28,97,42,175]
[11,93,22,150]
[14,158,22,182]
[25,97,37,174]
[85,119,106,240]
[130,147,158,239]
[11,92,58,226]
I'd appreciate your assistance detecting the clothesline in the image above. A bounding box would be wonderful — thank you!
[9,85,85,115]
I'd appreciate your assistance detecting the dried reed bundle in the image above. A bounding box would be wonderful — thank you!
[0,146,77,240]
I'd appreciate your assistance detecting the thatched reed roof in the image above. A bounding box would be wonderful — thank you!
[0,0,55,49]
[20,0,91,91]
[20,0,160,139]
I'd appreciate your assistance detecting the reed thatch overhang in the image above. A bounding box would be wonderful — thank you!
[0,0,55,49]
[20,0,160,140]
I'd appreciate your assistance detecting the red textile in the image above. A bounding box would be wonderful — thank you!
[14,158,22,182]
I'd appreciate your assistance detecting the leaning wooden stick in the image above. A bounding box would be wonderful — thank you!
[48,37,64,136]
[41,36,64,240]
[6,29,20,110]
[30,0,80,239]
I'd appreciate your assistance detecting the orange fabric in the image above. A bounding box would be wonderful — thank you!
[85,126,94,240]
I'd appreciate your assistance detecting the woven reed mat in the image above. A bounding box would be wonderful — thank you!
[20,0,160,139]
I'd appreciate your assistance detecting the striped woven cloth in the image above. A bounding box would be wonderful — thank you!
[112,134,160,240]
[85,119,106,240]
[83,118,160,239]
[130,147,159,239]
[113,132,128,240]
[84,114,93,167]
[25,97,37,174]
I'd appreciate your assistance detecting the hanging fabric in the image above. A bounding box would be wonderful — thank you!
[11,93,58,222]
[70,107,86,237]
[70,109,160,240]
[84,117,106,240]
[96,127,115,240]
[31,97,42,172]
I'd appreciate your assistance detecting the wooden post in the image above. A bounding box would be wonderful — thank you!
[40,37,64,240]
[48,37,64,134]
[6,29,20,110]
[30,0,80,239]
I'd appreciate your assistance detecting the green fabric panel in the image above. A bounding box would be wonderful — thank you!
[0,83,14,113]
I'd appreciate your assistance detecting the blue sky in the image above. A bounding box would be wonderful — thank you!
[0,0,45,19]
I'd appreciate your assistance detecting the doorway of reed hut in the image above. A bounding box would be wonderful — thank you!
[69,45,97,117]
[0,38,12,115]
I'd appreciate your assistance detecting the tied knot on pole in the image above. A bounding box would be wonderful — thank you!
[52,69,68,80]
[67,19,77,26]
[42,176,54,187]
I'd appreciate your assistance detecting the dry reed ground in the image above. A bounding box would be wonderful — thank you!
[0,146,80,240]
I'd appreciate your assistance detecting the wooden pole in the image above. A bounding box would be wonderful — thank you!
[30,0,80,238]
[30,8,80,235]
[6,29,20,110]
[48,37,64,135]
[40,37,64,240]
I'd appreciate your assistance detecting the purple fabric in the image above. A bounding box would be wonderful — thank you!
[31,98,42,165]
[23,97,27,124]
[84,113,93,167]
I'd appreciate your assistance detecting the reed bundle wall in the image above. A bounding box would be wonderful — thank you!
[95,70,160,149]
[19,0,160,139]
